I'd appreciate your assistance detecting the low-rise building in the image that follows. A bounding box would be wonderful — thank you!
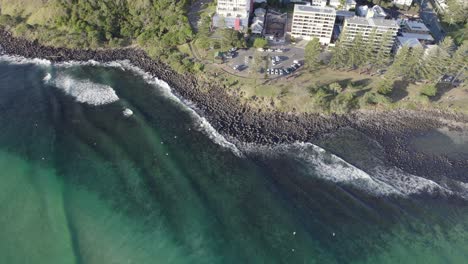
[393,0,413,6]
[343,17,399,52]
[401,20,431,34]
[311,0,327,7]
[291,5,336,45]
[394,36,423,51]
[401,32,435,45]
[252,8,267,34]
[357,5,387,19]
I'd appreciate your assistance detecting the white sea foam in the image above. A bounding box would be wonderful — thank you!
[242,142,457,197]
[43,73,52,82]
[0,55,52,66]
[94,60,244,157]
[2,56,241,155]
[51,74,119,106]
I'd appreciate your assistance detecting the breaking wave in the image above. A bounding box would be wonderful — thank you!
[91,60,243,157]
[0,55,241,155]
[43,73,52,82]
[242,142,463,198]
[0,55,52,66]
[48,73,119,106]
[54,59,243,156]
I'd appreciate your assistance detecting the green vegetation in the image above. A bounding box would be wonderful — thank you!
[329,30,394,71]
[1,0,466,114]
[442,0,468,25]
[376,77,394,95]
[386,37,465,84]
[304,38,322,72]
[0,0,200,73]
[253,37,268,49]
[220,28,246,50]
[308,82,358,113]
[420,83,438,97]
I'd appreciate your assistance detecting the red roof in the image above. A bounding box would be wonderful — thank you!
[235,18,241,31]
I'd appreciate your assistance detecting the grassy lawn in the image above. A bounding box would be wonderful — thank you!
[203,64,468,114]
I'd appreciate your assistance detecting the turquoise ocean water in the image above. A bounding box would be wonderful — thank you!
[0,57,467,263]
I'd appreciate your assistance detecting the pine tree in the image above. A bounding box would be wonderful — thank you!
[362,29,378,69]
[348,33,365,69]
[421,47,443,81]
[329,82,343,95]
[304,38,322,72]
[329,31,349,69]
[443,0,468,25]
[420,38,454,81]
[376,77,394,95]
[439,36,456,56]
[451,41,468,82]
[405,46,425,81]
[388,45,411,77]
[373,31,393,71]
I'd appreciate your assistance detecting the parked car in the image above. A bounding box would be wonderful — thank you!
[233,65,240,71]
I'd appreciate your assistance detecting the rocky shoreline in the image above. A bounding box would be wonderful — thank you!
[0,28,466,186]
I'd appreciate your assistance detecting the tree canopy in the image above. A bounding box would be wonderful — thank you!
[304,38,322,72]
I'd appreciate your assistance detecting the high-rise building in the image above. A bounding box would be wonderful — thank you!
[342,17,399,52]
[291,5,336,45]
[217,0,253,18]
[215,0,253,30]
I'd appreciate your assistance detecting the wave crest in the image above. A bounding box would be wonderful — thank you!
[50,74,119,106]
[243,142,459,197]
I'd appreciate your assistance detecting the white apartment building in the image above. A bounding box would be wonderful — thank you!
[291,5,336,45]
[393,0,413,6]
[342,17,399,52]
[217,0,252,18]
[215,0,253,30]
[311,0,327,7]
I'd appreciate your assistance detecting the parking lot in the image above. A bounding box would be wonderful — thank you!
[223,45,305,78]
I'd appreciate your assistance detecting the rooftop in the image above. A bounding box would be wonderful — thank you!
[346,17,399,28]
[294,4,336,14]
[336,10,356,17]
[401,32,434,41]
[403,20,430,32]
[397,36,423,48]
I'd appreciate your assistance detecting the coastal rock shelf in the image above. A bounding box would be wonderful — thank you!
[0,27,466,185]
